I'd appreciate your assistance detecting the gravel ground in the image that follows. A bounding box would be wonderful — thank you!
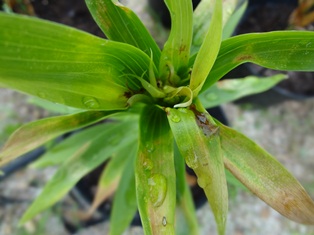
[1,0,314,234]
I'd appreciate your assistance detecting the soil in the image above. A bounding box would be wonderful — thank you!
[31,0,104,37]
[235,2,314,97]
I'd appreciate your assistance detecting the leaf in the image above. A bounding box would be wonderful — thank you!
[175,181,199,235]
[19,120,138,224]
[135,105,176,234]
[166,100,228,235]
[190,0,223,96]
[109,145,138,235]
[28,97,80,115]
[85,139,137,220]
[192,0,246,53]
[218,121,314,224]
[222,0,248,40]
[85,0,161,66]
[174,144,199,235]
[199,74,287,108]
[159,0,193,82]
[0,13,153,110]
[31,114,139,168]
[31,122,111,168]
[0,110,120,167]
[202,31,314,92]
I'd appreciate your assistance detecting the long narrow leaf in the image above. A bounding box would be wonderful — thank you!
[202,31,314,92]
[0,13,153,110]
[175,181,199,235]
[218,121,314,224]
[222,0,248,39]
[159,0,193,82]
[192,0,246,53]
[31,123,113,168]
[199,74,287,108]
[0,110,119,167]
[19,120,137,224]
[166,101,228,235]
[174,145,199,235]
[136,106,176,234]
[109,144,138,235]
[85,0,161,66]
[86,139,138,219]
[190,0,223,96]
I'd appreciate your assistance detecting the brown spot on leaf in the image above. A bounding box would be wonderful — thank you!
[179,45,186,54]
[124,91,132,99]
[189,105,219,137]
[234,54,254,62]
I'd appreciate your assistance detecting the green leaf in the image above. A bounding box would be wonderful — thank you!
[28,97,80,115]
[159,0,193,83]
[19,120,138,224]
[190,0,223,96]
[192,0,246,53]
[175,180,199,235]
[174,145,199,235]
[199,74,287,108]
[166,100,228,235]
[136,106,176,234]
[218,121,314,225]
[0,13,153,110]
[85,0,161,66]
[109,145,138,235]
[0,110,119,167]
[31,122,112,168]
[202,31,314,92]
[222,0,248,40]
[86,139,137,219]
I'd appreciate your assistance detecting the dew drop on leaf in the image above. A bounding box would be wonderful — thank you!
[170,115,181,123]
[148,174,167,207]
[82,96,100,109]
[197,176,207,189]
[162,216,167,226]
[185,153,198,169]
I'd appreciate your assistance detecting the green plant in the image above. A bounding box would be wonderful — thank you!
[1,0,314,234]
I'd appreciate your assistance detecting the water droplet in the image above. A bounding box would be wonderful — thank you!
[170,114,181,123]
[143,158,153,171]
[178,108,187,114]
[82,96,100,109]
[306,42,312,47]
[162,216,167,226]
[148,174,167,207]
[186,153,198,169]
[145,143,155,153]
[37,92,46,99]
[197,177,207,189]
